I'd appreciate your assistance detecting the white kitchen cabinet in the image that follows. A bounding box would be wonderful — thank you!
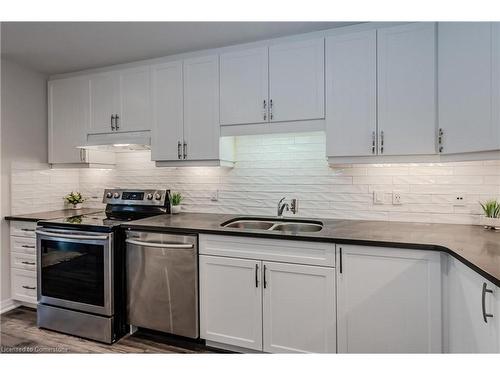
[268,38,325,122]
[199,235,336,353]
[89,67,151,134]
[199,255,263,351]
[152,56,234,166]
[89,72,119,134]
[118,66,151,132]
[183,55,220,161]
[262,262,336,353]
[377,22,436,156]
[326,30,377,157]
[48,77,115,166]
[336,244,442,353]
[445,256,499,353]
[219,47,269,125]
[10,221,37,306]
[438,22,500,155]
[151,61,184,161]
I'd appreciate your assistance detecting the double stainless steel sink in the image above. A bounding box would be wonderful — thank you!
[221,217,323,233]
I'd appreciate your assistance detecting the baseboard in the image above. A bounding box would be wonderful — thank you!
[0,298,19,314]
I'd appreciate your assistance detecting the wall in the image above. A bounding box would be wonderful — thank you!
[1,58,48,308]
[11,132,500,226]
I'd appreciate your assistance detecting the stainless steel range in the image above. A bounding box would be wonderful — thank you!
[35,188,170,344]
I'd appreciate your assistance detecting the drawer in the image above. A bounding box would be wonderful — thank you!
[11,269,37,304]
[11,236,36,254]
[199,234,335,267]
[11,252,37,271]
[10,221,37,238]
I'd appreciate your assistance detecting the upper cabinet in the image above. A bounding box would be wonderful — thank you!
[268,38,325,122]
[48,77,115,167]
[326,30,377,157]
[89,67,151,134]
[151,55,234,166]
[377,22,436,156]
[219,47,269,125]
[219,38,325,128]
[326,23,437,162]
[438,22,500,155]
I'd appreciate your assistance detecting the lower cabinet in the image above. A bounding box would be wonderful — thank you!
[445,256,499,353]
[199,236,336,353]
[336,244,442,353]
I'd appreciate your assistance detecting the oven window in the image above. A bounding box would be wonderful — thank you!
[40,239,105,307]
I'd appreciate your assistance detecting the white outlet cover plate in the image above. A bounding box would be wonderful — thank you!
[373,191,385,205]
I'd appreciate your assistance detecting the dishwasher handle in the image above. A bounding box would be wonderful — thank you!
[126,238,194,249]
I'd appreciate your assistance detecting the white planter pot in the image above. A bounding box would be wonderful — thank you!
[171,205,182,214]
[71,203,83,210]
[479,216,500,230]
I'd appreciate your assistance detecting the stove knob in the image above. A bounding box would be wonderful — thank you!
[113,192,120,199]
[154,193,162,200]
[106,192,113,198]
[146,193,153,200]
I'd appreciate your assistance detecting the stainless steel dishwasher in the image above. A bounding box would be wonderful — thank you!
[125,230,198,338]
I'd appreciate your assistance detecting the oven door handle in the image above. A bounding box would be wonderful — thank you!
[126,239,194,249]
[35,230,109,241]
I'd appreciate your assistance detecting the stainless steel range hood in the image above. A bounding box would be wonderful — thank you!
[82,131,151,152]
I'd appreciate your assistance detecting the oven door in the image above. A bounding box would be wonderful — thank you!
[36,227,113,316]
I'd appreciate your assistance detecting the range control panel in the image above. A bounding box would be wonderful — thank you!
[102,189,170,206]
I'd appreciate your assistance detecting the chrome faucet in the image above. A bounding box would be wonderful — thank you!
[277,197,298,217]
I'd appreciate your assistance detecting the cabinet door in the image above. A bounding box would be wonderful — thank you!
[118,66,151,132]
[220,47,269,125]
[269,38,325,122]
[377,22,437,155]
[438,22,499,154]
[183,55,220,161]
[48,77,89,164]
[262,262,336,353]
[89,72,119,134]
[326,30,377,157]
[150,61,184,161]
[446,256,499,353]
[337,245,442,353]
[199,255,262,350]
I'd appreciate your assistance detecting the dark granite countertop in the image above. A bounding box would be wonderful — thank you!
[122,212,500,287]
[5,208,103,222]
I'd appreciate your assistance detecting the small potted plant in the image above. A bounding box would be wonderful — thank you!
[479,199,500,230]
[65,191,85,210]
[170,192,183,214]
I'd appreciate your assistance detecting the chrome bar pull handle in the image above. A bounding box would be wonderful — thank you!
[380,131,384,154]
[177,141,182,160]
[111,114,115,130]
[269,99,273,120]
[438,128,444,153]
[482,282,494,323]
[21,245,35,249]
[115,114,120,130]
[372,131,376,154]
[263,264,268,288]
[183,142,187,159]
[22,286,36,290]
[255,264,259,288]
[21,261,36,265]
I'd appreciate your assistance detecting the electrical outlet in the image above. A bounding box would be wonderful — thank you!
[392,192,403,205]
[454,195,467,206]
[373,191,385,205]
[210,190,219,202]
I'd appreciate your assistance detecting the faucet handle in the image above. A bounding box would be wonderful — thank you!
[290,199,298,214]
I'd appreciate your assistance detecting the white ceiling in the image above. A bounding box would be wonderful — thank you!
[1,22,358,75]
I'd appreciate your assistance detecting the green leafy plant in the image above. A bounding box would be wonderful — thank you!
[170,192,183,206]
[480,199,500,218]
[64,191,85,205]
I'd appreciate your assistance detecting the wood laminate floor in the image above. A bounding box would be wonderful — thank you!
[1,307,220,354]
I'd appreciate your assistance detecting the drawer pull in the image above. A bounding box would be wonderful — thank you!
[22,245,35,249]
[21,261,36,265]
[21,228,35,232]
[482,282,494,323]
[22,285,36,290]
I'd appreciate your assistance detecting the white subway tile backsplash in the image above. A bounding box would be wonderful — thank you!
[10,132,500,225]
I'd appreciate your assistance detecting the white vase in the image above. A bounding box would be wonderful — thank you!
[171,205,182,214]
[71,203,83,210]
[479,216,500,230]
